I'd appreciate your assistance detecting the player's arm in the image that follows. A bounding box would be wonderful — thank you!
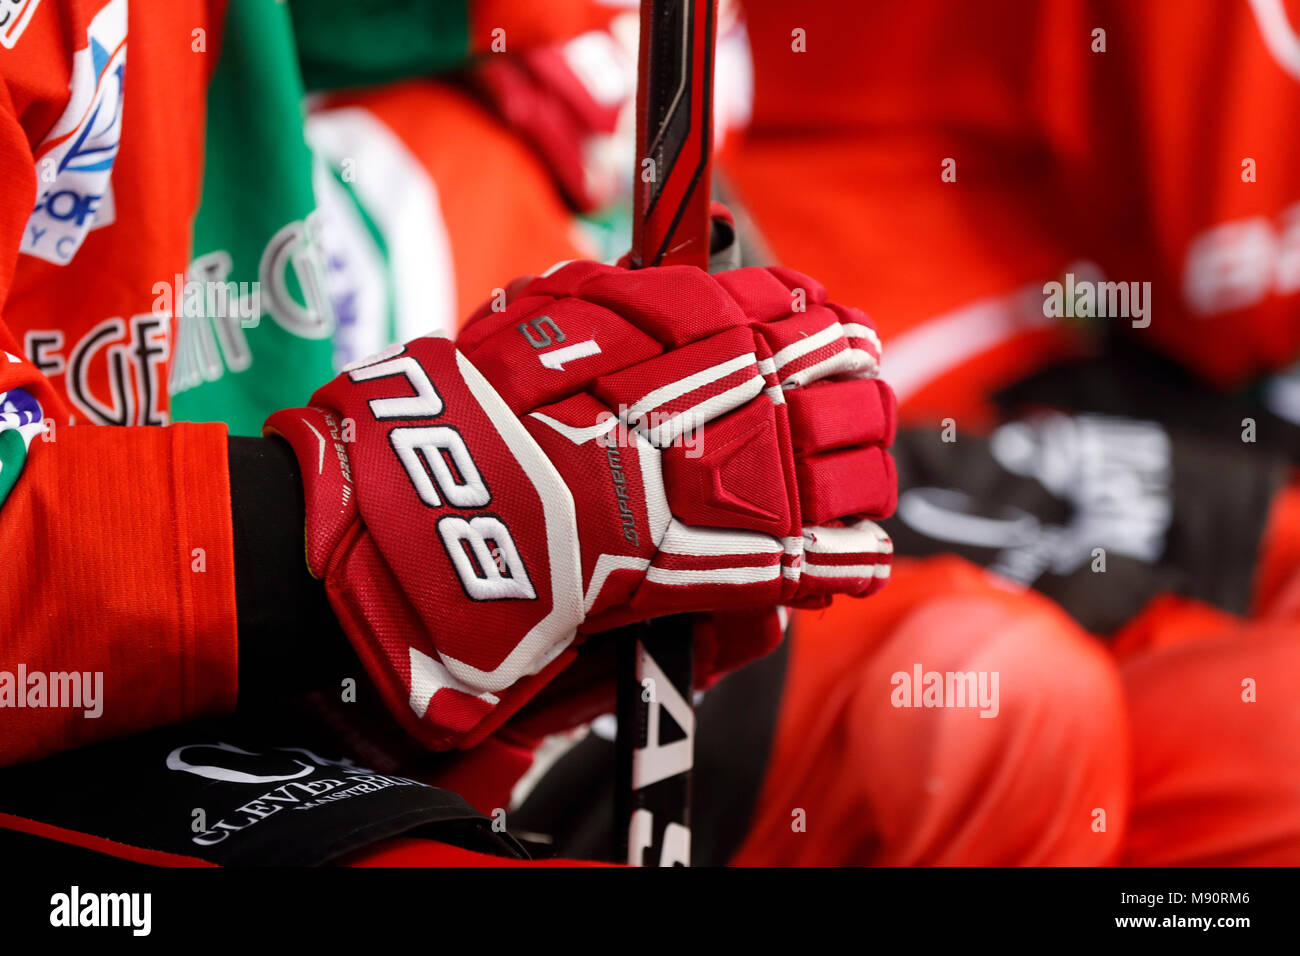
[0,260,897,766]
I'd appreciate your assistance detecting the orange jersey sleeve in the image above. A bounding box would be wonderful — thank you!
[0,421,238,767]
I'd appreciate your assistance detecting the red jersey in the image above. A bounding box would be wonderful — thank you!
[725,0,1300,423]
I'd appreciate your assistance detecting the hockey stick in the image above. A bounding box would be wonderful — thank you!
[628,0,718,270]
[614,0,719,867]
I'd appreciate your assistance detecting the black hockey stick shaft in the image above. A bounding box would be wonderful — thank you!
[615,0,718,867]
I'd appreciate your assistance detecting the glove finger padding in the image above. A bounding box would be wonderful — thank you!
[461,262,895,618]
[268,262,895,750]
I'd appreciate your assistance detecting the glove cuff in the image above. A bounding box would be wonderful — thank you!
[263,406,361,579]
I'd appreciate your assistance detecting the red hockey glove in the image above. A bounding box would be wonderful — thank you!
[266,261,895,750]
